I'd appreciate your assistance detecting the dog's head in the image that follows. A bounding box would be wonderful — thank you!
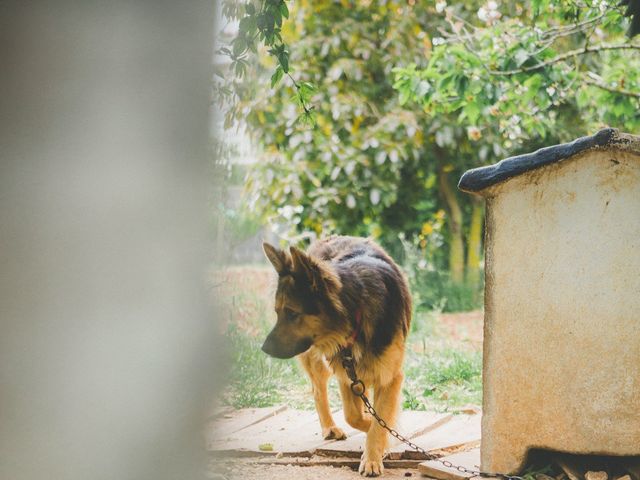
[260,242,346,359]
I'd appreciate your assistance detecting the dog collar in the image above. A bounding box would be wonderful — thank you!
[346,309,362,346]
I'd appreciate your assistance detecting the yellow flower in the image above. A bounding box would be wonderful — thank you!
[421,222,434,236]
[351,115,363,134]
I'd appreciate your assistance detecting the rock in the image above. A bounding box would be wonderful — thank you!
[585,471,608,480]
[456,405,481,415]
[615,475,632,480]
[555,456,584,480]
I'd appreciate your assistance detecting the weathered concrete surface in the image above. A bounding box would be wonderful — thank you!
[476,142,640,473]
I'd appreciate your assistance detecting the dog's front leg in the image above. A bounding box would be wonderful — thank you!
[359,373,403,477]
[298,352,346,440]
[339,380,372,433]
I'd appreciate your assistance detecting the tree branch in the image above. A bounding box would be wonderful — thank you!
[489,43,640,75]
[286,72,313,115]
[584,78,640,98]
[540,12,605,39]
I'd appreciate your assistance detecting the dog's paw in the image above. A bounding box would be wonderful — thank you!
[358,457,384,477]
[322,425,346,440]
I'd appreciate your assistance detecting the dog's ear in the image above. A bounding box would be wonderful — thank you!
[290,246,321,291]
[290,246,343,306]
[263,242,288,274]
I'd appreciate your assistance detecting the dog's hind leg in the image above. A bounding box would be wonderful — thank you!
[339,380,371,433]
[359,372,403,477]
[298,351,346,440]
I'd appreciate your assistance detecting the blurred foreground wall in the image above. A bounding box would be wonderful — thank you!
[0,2,222,479]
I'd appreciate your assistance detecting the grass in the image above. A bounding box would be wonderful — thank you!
[216,265,483,412]
[223,325,332,409]
[402,340,482,412]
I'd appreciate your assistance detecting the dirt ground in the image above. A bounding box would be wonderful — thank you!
[437,310,484,348]
[209,457,422,480]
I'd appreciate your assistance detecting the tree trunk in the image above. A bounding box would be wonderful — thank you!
[437,163,465,284]
[466,197,484,287]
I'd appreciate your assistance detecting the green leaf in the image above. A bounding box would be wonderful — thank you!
[399,89,411,106]
[514,49,530,67]
[279,1,289,19]
[262,10,275,32]
[232,37,247,57]
[416,80,431,97]
[234,59,247,78]
[239,15,257,36]
[280,51,289,73]
[465,102,480,124]
[245,2,255,15]
[271,66,284,88]
[454,75,469,97]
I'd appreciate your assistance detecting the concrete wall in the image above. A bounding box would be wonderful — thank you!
[480,148,640,473]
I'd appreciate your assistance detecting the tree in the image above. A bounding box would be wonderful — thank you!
[218,0,639,309]
[393,1,639,140]
[227,1,439,253]
[392,1,639,290]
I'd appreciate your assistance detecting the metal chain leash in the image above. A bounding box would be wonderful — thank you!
[340,348,525,480]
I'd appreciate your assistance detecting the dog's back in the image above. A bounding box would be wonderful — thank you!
[309,236,411,355]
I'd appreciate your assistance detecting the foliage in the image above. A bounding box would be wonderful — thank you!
[219,0,315,120]
[401,233,483,313]
[221,206,263,244]
[209,137,263,262]
[218,0,639,296]
[402,344,483,411]
[393,0,640,144]
[223,0,456,260]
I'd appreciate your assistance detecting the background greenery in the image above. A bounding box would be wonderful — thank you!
[212,0,638,413]
[215,0,639,313]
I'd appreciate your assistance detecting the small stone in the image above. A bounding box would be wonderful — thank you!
[405,472,413,477]
[615,476,631,480]
[585,471,608,480]
[458,405,481,415]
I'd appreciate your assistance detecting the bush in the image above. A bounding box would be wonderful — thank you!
[400,236,483,313]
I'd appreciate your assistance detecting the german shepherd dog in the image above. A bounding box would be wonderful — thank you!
[261,236,411,476]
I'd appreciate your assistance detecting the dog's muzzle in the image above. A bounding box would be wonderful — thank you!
[261,332,312,359]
